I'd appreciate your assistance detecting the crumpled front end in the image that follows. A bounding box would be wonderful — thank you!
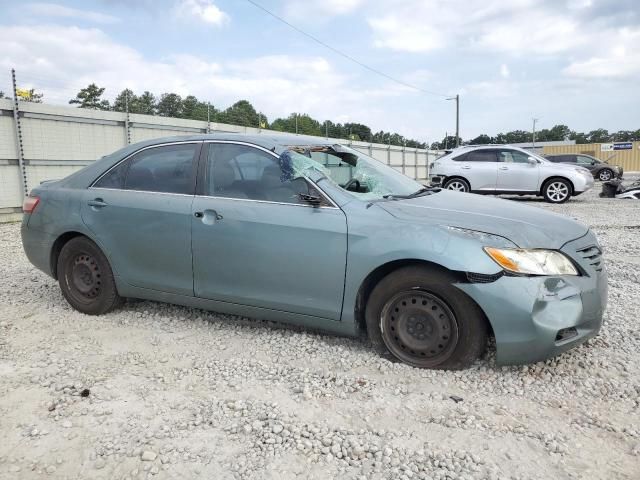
[455,230,607,365]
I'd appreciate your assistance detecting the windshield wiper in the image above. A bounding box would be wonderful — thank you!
[382,186,439,200]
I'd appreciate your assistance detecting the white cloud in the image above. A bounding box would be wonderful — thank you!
[175,0,229,26]
[284,0,366,20]
[563,28,640,79]
[500,64,510,78]
[25,2,119,24]
[0,24,408,125]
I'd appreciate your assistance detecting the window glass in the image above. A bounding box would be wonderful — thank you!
[95,161,128,188]
[499,150,531,163]
[451,153,469,162]
[123,144,197,194]
[577,155,596,165]
[206,143,312,204]
[466,150,497,162]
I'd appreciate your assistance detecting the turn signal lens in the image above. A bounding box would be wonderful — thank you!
[483,247,578,276]
[23,196,40,214]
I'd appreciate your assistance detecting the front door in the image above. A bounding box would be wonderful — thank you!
[82,142,200,295]
[191,142,348,320]
[496,149,540,192]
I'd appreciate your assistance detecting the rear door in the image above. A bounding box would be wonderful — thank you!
[455,149,498,191]
[82,142,200,296]
[496,149,539,191]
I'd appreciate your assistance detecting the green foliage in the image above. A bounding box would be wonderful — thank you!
[69,83,110,110]
[0,91,4,99]
[217,100,265,127]
[68,85,640,148]
[156,93,183,118]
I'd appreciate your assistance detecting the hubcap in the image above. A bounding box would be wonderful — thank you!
[547,182,569,202]
[599,170,612,181]
[71,254,102,299]
[446,181,467,192]
[381,291,459,367]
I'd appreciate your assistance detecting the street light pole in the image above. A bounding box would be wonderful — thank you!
[532,118,538,148]
[447,94,460,147]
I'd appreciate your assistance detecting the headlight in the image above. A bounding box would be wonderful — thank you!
[484,247,578,276]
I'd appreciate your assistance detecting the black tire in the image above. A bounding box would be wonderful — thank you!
[542,178,571,204]
[57,236,122,315]
[443,177,470,193]
[365,266,488,369]
[598,169,613,181]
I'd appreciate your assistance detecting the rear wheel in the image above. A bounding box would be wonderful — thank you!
[365,266,488,369]
[57,236,122,315]
[443,178,470,192]
[543,178,571,203]
[598,169,613,181]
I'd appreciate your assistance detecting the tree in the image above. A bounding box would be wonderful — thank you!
[134,91,157,115]
[467,134,493,145]
[112,89,136,113]
[587,128,610,143]
[181,95,211,121]
[156,93,183,117]
[344,122,372,142]
[16,88,43,103]
[218,100,263,127]
[69,83,110,110]
[0,91,5,99]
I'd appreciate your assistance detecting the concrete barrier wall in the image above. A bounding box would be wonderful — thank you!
[0,99,439,220]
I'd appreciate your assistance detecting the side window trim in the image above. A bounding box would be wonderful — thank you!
[198,140,339,209]
[91,141,202,192]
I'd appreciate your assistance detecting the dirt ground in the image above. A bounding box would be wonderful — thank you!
[1,183,639,480]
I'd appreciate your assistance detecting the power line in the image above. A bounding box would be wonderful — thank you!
[243,0,450,98]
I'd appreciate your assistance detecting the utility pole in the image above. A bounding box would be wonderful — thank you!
[11,68,28,197]
[325,120,328,139]
[207,102,211,133]
[295,113,298,135]
[124,90,130,145]
[532,118,538,148]
[447,94,460,147]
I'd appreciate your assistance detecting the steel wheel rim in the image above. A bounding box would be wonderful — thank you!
[67,253,102,303]
[380,290,459,367]
[547,182,569,202]
[446,181,467,192]
[599,170,611,181]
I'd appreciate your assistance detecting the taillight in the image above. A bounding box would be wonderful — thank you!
[23,196,40,214]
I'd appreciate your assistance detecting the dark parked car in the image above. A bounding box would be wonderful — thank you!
[545,153,623,181]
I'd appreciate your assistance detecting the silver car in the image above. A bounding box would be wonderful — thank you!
[429,145,594,203]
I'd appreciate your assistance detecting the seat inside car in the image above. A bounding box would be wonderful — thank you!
[213,161,248,198]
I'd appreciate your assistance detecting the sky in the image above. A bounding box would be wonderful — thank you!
[0,0,638,143]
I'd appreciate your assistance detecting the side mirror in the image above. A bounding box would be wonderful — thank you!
[298,193,322,207]
[527,157,537,165]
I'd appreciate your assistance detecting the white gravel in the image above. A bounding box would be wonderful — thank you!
[1,181,639,480]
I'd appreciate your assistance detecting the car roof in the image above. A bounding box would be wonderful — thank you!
[136,132,339,151]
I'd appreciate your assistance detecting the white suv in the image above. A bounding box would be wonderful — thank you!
[429,145,594,203]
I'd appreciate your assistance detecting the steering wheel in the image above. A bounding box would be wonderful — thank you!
[343,178,361,192]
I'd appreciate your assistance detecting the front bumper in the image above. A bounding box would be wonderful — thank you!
[455,233,607,365]
[573,173,594,194]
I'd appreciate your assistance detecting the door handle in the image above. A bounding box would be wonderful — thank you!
[196,209,223,224]
[461,165,471,169]
[87,198,107,208]
[499,166,509,170]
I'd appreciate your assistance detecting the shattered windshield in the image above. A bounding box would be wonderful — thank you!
[281,145,426,200]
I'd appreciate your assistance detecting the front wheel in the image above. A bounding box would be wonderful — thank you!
[543,178,571,203]
[443,178,470,192]
[365,267,488,369]
[57,236,122,315]
[598,169,613,181]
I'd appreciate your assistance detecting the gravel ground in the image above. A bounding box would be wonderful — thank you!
[1,181,639,480]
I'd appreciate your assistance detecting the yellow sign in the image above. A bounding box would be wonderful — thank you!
[16,88,31,99]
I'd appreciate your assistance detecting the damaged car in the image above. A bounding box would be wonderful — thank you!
[21,134,608,369]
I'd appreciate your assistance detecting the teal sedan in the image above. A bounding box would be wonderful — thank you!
[21,134,607,369]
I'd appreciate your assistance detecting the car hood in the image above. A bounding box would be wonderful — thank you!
[377,190,588,249]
